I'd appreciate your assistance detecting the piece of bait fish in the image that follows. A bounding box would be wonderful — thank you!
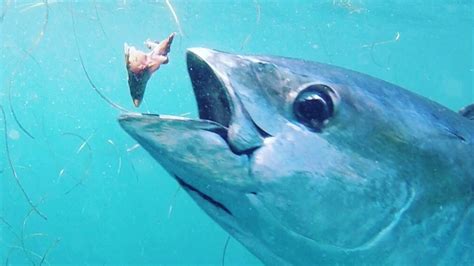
[124,32,175,107]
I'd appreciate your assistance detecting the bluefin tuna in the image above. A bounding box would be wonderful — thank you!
[119,48,473,265]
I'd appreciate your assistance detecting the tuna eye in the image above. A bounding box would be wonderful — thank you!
[293,85,334,131]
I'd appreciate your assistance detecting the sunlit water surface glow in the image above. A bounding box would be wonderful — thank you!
[0,0,472,264]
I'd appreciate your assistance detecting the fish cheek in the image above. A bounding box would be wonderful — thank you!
[250,132,413,250]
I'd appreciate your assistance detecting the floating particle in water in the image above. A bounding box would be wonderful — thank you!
[127,143,140,152]
[333,0,367,14]
[8,129,20,140]
[58,168,65,178]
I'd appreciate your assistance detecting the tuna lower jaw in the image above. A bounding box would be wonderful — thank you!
[118,113,230,146]
[118,113,243,219]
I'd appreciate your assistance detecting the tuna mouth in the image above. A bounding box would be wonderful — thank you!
[186,48,232,128]
[163,50,234,216]
[119,48,244,218]
[175,175,233,216]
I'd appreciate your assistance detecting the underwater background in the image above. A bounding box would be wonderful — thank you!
[0,0,472,264]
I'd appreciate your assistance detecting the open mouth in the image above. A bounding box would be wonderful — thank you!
[119,48,242,217]
[169,49,236,216]
[186,48,233,128]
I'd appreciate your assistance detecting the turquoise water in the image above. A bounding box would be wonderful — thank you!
[0,0,472,264]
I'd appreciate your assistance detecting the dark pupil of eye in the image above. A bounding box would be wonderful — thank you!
[297,96,329,123]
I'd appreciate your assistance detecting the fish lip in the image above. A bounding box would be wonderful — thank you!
[118,113,229,139]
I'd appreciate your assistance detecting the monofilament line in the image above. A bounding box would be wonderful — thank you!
[0,105,47,220]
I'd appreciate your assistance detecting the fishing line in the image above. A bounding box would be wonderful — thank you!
[19,196,48,265]
[38,237,60,266]
[5,244,47,266]
[167,185,181,218]
[23,232,48,241]
[164,0,184,50]
[107,139,122,175]
[17,0,57,13]
[0,216,32,266]
[76,132,94,154]
[61,132,93,195]
[5,0,49,139]
[4,44,43,69]
[126,143,140,182]
[315,25,333,63]
[142,98,152,114]
[240,0,260,50]
[366,32,400,70]
[70,7,130,113]
[0,105,47,220]
[128,157,139,182]
[31,111,64,184]
[221,235,231,266]
[93,0,107,39]
[369,42,386,69]
[1,199,51,265]
[20,209,38,265]
[165,0,184,37]
[0,216,20,240]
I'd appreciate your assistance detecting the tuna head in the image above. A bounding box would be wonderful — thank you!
[118,48,473,264]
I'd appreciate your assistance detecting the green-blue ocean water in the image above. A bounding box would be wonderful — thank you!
[0,0,472,264]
